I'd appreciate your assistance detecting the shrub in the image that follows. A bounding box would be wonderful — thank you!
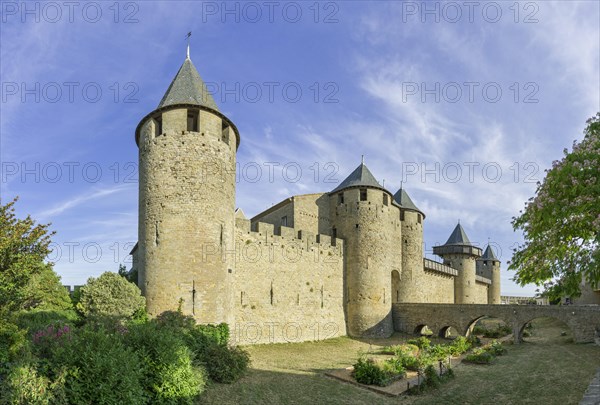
[449,336,471,355]
[13,309,79,336]
[125,321,206,403]
[380,343,419,357]
[0,361,67,405]
[353,357,391,386]
[407,336,431,350]
[424,364,441,388]
[426,344,451,361]
[487,340,507,356]
[19,266,73,311]
[467,335,481,347]
[382,357,406,377]
[0,319,27,373]
[201,343,250,384]
[156,310,196,331]
[465,348,495,364]
[77,272,146,320]
[472,325,486,335]
[51,325,147,405]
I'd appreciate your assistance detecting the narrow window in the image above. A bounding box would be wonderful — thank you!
[400,210,405,221]
[281,216,288,227]
[360,188,367,201]
[383,193,388,206]
[155,116,162,137]
[332,228,337,239]
[222,122,230,145]
[187,110,199,132]
[417,214,422,224]
[338,192,344,204]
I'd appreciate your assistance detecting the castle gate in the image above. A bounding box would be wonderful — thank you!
[392,303,600,343]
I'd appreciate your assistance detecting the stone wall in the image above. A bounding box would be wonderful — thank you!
[420,270,455,303]
[472,282,489,304]
[231,218,346,345]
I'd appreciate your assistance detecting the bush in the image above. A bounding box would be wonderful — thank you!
[201,343,250,384]
[125,321,206,403]
[487,340,507,356]
[19,266,73,311]
[77,272,145,320]
[424,364,441,388]
[449,336,471,355]
[464,348,495,364]
[156,310,196,331]
[51,325,147,405]
[0,319,27,374]
[407,337,431,350]
[0,361,67,405]
[426,344,452,361]
[353,357,391,387]
[467,335,481,347]
[13,309,79,336]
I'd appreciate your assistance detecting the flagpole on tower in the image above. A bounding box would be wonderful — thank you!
[186,31,192,59]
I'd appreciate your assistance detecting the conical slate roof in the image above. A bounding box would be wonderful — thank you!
[331,163,383,193]
[158,57,219,111]
[481,245,499,261]
[393,188,421,212]
[444,223,472,245]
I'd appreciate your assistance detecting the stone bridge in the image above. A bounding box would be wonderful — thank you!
[392,303,600,344]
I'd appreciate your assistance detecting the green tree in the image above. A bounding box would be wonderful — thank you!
[77,271,145,319]
[118,263,138,286]
[0,197,56,312]
[20,265,72,311]
[510,113,600,299]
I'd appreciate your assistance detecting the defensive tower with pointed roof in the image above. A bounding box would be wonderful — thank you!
[135,49,239,323]
[477,244,501,304]
[433,223,483,304]
[328,161,399,337]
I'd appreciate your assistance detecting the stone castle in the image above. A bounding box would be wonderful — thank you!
[130,52,501,344]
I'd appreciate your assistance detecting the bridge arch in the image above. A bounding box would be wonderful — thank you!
[464,315,512,338]
[438,325,461,339]
[516,315,575,343]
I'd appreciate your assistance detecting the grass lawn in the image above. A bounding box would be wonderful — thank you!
[200,317,600,405]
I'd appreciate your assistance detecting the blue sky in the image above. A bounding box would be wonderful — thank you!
[1,1,599,296]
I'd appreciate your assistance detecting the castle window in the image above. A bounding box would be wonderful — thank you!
[360,189,367,201]
[417,214,422,224]
[383,193,388,206]
[187,110,199,132]
[281,216,288,227]
[400,210,405,221]
[222,122,230,145]
[338,193,344,204]
[332,228,337,239]
[155,116,162,137]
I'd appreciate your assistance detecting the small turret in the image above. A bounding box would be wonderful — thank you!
[477,244,501,304]
[393,186,425,303]
[329,161,400,337]
[433,223,482,304]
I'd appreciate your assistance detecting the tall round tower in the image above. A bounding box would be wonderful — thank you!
[135,51,240,324]
[329,162,401,337]
[478,245,501,304]
[433,223,482,304]
[393,187,425,303]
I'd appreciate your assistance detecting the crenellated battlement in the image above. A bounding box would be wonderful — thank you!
[235,219,344,253]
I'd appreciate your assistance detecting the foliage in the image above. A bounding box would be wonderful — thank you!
[424,364,441,388]
[0,319,28,374]
[487,340,507,356]
[407,336,431,350]
[19,265,72,311]
[352,357,392,387]
[50,325,147,405]
[77,272,146,320]
[449,336,471,355]
[118,263,138,286]
[0,360,67,405]
[467,335,481,347]
[0,198,55,312]
[124,321,206,403]
[201,343,251,384]
[510,113,600,298]
[13,309,79,337]
[465,348,496,364]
